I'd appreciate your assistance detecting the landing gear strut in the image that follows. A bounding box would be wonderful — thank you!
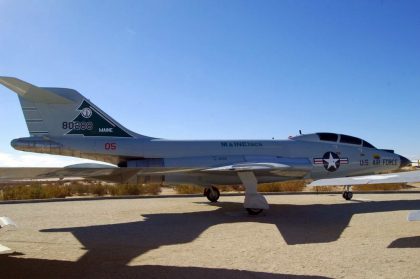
[342,185,353,201]
[204,186,220,202]
[238,172,269,215]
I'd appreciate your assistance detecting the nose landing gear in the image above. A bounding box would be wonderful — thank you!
[238,172,269,215]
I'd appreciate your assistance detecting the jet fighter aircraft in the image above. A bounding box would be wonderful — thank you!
[0,77,412,214]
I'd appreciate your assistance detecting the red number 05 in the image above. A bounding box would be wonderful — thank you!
[105,143,117,150]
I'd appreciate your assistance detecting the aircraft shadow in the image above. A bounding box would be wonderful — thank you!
[0,255,329,279]
[388,236,420,248]
[1,198,419,278]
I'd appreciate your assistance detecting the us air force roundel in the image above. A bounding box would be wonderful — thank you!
[313,152,349,172]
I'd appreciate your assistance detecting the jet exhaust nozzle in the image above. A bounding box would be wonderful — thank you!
[11,137,63,153]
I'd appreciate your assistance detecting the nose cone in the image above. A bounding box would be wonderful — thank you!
[399,155,411,168]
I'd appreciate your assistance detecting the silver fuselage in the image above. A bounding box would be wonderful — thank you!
[11,135,402,185]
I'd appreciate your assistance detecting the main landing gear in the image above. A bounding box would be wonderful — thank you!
[342,185,353,201]
[238,172,269,215]
[204,186,220,202]
[203,172,268,215]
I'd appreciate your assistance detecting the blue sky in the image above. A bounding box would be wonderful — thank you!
[0,0,419,166]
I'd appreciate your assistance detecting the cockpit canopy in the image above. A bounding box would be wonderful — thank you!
[291,132,376,148]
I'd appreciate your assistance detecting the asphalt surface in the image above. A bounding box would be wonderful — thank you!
[0,193,420,279]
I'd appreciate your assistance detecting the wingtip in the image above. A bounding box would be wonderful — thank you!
[0,76,22,83]
[0,76,16,80]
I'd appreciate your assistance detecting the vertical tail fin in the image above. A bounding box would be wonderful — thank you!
[0,77,147,138]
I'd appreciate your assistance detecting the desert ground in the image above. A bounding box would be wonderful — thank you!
[0,193,419,278]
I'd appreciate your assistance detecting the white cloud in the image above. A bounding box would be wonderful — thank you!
[0,150,100,167]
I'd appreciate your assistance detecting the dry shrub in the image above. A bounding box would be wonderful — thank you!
[141,184,162,195]
[109,184,161,196]
[219,185,244,192]
[173,184,244,194]
[353,183,408,191]
[174,184,203,194]
[221,181,308,193]
[1,183,70,200]
[173,181,308,194]
[1,185,34,200]
[258,180,306,192]
[311,183,411,192]
[42,184,71,198]
[64,181,108,196]
[0,179,412,201]
[90,184,107,196]
[66,182,91,196]
[312,186,341,192]
[0,181,163,200]
[109,184,137,195]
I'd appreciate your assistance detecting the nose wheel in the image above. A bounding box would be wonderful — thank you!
[342,185,353,200]
[204,186,220,202]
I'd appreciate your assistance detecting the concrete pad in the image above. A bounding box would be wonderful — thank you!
[0,193,419,278]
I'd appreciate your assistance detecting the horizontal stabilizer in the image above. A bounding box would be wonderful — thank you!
[0,76,71,104]
[0,166,202,184]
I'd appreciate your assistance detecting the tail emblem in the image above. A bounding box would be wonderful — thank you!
[65,100,132,137]
[81,107,93,119]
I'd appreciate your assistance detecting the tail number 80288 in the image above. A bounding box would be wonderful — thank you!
[62,121,93,130]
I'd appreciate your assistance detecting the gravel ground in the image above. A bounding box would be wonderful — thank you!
[0,193,419,279]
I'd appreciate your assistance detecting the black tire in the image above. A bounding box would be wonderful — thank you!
[343,191,353,200]
[205,186,220,202]
[246,208,263,215]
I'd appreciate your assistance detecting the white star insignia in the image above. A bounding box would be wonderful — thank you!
[323,153,339,169]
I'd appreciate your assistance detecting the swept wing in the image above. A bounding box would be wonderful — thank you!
[309,170,420,186]
[0,158,312,183]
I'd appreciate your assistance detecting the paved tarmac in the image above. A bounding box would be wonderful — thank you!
[0,193,419,279]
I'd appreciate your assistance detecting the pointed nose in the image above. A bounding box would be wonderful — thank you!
[399,155,411,168]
